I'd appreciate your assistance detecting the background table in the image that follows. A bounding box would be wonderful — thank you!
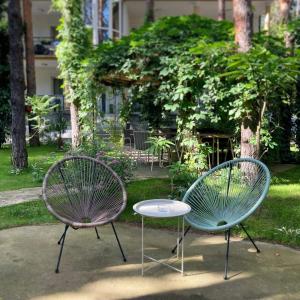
[133,199,191,275]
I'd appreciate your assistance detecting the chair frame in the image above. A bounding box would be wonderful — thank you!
[42,156,127,273]
[172,158,271,280]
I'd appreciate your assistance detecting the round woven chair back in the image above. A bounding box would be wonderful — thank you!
[42,156,127,228]
[183,158,270,232]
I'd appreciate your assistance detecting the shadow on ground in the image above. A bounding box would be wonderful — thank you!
[0,223,300,300]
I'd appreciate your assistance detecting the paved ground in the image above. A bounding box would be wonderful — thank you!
[1,223,300,300]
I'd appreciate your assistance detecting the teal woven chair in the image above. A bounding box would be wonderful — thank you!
[172,158,270,280]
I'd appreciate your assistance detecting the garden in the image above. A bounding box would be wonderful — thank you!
[1,0,300,298]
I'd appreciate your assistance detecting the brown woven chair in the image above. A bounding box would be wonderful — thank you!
[42,156,127,273]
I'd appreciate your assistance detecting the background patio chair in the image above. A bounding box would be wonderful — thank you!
[172,158,270,280]
[42,156,127,273]
[133,130,150,162]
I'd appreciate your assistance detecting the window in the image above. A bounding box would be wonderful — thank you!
[84,0,122,41]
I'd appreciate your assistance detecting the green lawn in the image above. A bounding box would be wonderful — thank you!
[0,145,65,191]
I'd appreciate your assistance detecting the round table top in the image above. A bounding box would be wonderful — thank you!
[133,199,191,218]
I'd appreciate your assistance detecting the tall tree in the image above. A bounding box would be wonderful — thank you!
[279,0,291,23]
[54,0,91,148]
[0,0,10,148]
[145,0,154,23]
[277,0,293,162]
[218,0,226,21]
[23,0,40,146]
[8,0,28,168]
[233,0,255,158]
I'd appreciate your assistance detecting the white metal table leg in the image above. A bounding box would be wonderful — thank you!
[142,216,144,276]
[182,216,184,275]
[177,216,180,259]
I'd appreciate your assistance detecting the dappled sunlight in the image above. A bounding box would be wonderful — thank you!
[31,270,254,300]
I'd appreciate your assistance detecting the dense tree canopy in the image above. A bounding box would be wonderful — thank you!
[90,15,299,158]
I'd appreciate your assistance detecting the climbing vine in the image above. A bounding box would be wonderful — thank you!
[53,0,99,145]
[90,15,300,159]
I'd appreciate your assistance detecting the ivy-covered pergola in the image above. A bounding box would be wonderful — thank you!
[90,15,299,161]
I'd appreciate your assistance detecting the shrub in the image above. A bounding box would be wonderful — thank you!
[68,139,136,183]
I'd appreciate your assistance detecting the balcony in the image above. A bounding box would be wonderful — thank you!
[34,37,58,57]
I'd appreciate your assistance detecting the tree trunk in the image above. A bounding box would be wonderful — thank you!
[145,0,154,23]
[8,0,28,168]
[23,0,40,146]
[218,0,226,21]
[233,0,253,52]
[233,0,256,158]
[279,0,291,23]
[277,0,293,162]
[70,101,80,148]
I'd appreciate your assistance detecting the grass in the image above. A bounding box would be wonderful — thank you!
[0,145,64,191]
[1,145,300,247]
[242,166,300,247]
[1,167,300,248]
[0,178,172,230]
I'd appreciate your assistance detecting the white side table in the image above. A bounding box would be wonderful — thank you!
[133,199,191,275]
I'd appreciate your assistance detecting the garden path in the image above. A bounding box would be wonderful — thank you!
[0,223,300,300]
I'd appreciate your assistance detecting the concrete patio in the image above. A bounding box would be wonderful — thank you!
[1,223,300,300]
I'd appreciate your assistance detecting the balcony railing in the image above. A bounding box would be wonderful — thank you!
[34,37,59,56]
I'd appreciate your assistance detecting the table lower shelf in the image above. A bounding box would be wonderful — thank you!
[143,254,184,275]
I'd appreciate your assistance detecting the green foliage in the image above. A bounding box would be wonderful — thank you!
[103,119,124,149]
[0,1,10,148]
[96,150,136,183]
[49,105,68,149]
[91,15,299,158]
[0,145,65,191]
[68,138,136,182]
[53,0,98,140]
[92,15,233,134]
[146,136,174,156]
[30,152,59,182]
[26,95,58,138]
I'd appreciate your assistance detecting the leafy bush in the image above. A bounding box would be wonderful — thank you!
[91,15,300,160]
[96,150,136,183]
[69,139,136,183]
[146,136,174,168]
[30,152,59,183]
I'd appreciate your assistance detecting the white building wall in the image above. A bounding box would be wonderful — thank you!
[35,66,59,95]
[123,0,270,33]
[32,14,60,38]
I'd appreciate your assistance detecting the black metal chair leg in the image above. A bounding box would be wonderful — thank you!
[95,227,100,240]
[224,228,231,280]
[240,223,260,253]
[111,222,127,262]
[171,225,191,254]
[57,231,65,245]
[55,225,69,273]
